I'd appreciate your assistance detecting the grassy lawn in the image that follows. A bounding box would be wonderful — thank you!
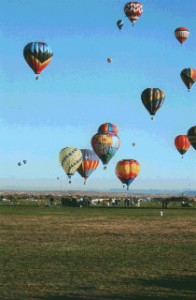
[0,206,195,299]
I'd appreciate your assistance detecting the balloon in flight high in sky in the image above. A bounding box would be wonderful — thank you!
[141,88,165,120]
[180,68,196,91]
[124,2,143,26]
[23,42,53,79]
[77,149,99,184]
[115,159,140,190]
[174,27,190,44]
[187,126,196,150]
[59,147,82,183]
[117,20,124,30]
[174,135,190,158]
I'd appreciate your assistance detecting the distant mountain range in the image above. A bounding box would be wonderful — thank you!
[109,189,196,196]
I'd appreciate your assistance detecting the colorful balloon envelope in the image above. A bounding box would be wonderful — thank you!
[174,135,190,157]
[180,68,196,91]
[91,132,120,168]
[124,2,143,26]
[77,149,99,184]
[115,159,140,190]
[174,27,190,44]
[59,147,82,183]
[117,20,124,30]
[98,123,118,135]
[23,42,53,79]
[187,126,196,150]
[141,88,165,119]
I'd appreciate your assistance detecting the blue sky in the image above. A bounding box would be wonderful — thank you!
[0,0,195,191]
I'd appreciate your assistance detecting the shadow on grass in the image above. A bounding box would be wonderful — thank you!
[35,274,196,300]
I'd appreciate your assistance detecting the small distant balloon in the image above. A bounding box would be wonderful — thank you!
[132,142,136,147]
[117,20,124,30]
[107,57,112,63]
[23,160,27,164]
[174,27,189,44]
[18,162,22,166]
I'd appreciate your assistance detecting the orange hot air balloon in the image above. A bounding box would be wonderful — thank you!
[115,159,140,190]
[174,135,190,158]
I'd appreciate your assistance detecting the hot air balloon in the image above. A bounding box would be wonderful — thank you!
[115,159,140,190]
[180,68,196,91]
[124,2,143,26]
[174,135,190,158]
[98,123,118,135]
[59,147,82,183]
[141,88,165,120]
[174,27,190,44]
[17,162,22,166]
[23,42,53,79]
[132,142,136,147]
[117,20,124,30]
[77,149,99,184]
[107,58,112,63]
[187,126,196,150]
[91,132,120,169]
[23,160,27,164]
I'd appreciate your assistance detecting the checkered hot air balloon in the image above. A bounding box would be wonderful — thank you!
[174,135,190,158]
[115,159,140,190]
[187,126,196,150]
[59,147,82,183]
[174,27,190,44]
[77,149,99,184]
[124,2,143,26]
[180,68,196,91]
[141,88,165,120]
[23,42,53,79]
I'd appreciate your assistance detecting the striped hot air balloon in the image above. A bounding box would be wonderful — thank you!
[23,42,53,79]
[141,88,165,120]
[174,135,190,158]
[77,149,99,184]
[174,27,190,44]
[180,68,196,91]
[187,126,196,150]
[124,2,143,26]
[59,147,82,183]
[115,159,140,190]
[98,123,118,135]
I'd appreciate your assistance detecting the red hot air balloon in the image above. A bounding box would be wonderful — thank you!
[174,27,190,45]
[124,2,143,26]
[174,135,190,158]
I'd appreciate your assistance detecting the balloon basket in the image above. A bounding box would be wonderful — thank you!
[35,76,39,80]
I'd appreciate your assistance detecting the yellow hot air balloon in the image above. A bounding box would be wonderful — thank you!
[59,147,82,183]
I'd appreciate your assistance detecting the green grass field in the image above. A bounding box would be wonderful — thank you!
[0,205,195,300]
